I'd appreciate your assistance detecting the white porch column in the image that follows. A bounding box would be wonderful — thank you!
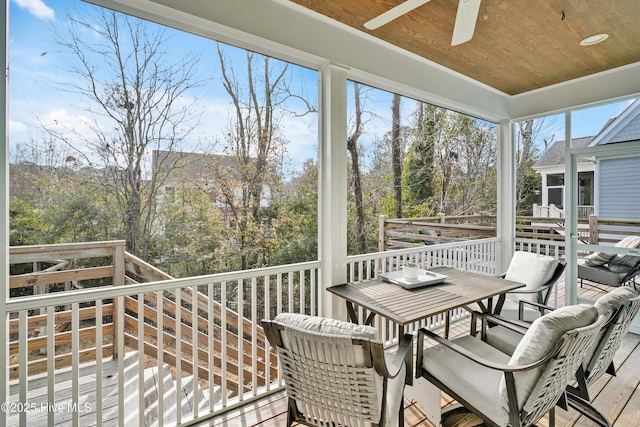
[497,119,515,272]
[0,2,9,422]
[319,63,348,319]
[564,112,578,305]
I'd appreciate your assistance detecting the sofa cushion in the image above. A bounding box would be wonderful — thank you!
[585,235,640,269]
[504,252,559,303]
[498,304,598,411]
[607,236,640,273]
[584,251,616,267]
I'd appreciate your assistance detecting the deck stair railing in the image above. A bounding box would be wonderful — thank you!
[120,252,278,397]
[8,241,276,386]
[7,240,298,425]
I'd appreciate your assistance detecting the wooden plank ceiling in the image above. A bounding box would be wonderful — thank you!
[287,0,640,95]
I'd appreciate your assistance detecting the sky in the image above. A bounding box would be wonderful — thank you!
[8,0,320,177]
[7,0,635,175]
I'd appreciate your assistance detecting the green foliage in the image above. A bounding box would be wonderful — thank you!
[403,104,439,208]
[9,197,50,246]
[152,186,225,277]
[270,160,319,265]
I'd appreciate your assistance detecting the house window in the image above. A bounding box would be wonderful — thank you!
[547,174,564,187]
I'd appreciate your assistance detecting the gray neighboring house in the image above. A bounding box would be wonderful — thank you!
[533,98,640,220]
[152,150,273,209]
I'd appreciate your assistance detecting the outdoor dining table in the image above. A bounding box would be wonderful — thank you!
[327,266,524,425]
[327,266,525,338]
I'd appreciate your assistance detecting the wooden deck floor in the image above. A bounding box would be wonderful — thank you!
[205,276,640,427]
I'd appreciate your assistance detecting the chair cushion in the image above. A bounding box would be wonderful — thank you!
[498,304,598,410]
[504,252,559,303]
[594,287,639,317]
[497,299,545,322]
[273,312,378,340]
[485,324,524,356]
[422,335,512,426]
[272,313,379,370]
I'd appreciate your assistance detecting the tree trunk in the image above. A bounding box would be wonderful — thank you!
[347,82,366,254]
[391,94,402,218]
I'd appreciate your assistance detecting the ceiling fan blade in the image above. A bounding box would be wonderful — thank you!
[364,0,431,30]
[451,0,481,46]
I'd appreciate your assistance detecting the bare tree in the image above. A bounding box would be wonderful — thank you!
[43,10,203,258]
[347,82,366,254]
[213,45,311,270]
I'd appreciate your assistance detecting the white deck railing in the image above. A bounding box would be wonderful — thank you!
[5,259,321,426]
[6,237,506,425]
[532,204,594,219]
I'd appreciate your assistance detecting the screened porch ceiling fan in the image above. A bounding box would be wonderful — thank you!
[364,0,482,46]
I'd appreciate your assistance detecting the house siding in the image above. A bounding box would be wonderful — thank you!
[598,156,640,219]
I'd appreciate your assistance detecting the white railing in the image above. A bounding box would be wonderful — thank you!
[5,260,321,426]
[532,203,563,218]
[532,204,594,219]
[346,238,501,343]
[5,237,526,425]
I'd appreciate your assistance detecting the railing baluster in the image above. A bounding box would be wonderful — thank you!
[237,279,244,402]
[46,305,55,427]
[251,276,258,397]
[18,310,27,427]
[95,299,103,427]
[71,302,79,427]
[310,269,317,316]
[175,290,182,425]
[264,274,272,391]
[287,272,293,314]
[221,281,228,407]
[276,274,282,317]
[208,282,215,413]
[157,290,165,427]
[191,285,199,419]
[117,296,125,427]
[299,269,305,314]
[137,294,144,426]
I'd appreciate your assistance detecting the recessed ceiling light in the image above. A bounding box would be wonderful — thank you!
[580,33,609,46]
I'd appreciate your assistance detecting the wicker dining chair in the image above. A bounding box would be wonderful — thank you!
[475,286,640,427]
[262,313,413,427]
[416,304,605,427]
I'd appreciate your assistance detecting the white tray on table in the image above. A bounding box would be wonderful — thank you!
[379,269,448,289]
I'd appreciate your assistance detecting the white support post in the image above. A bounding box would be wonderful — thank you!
[0,3,9,424]
[497,119,515,273]
[565,113,578,306]
[319,63,349,320]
